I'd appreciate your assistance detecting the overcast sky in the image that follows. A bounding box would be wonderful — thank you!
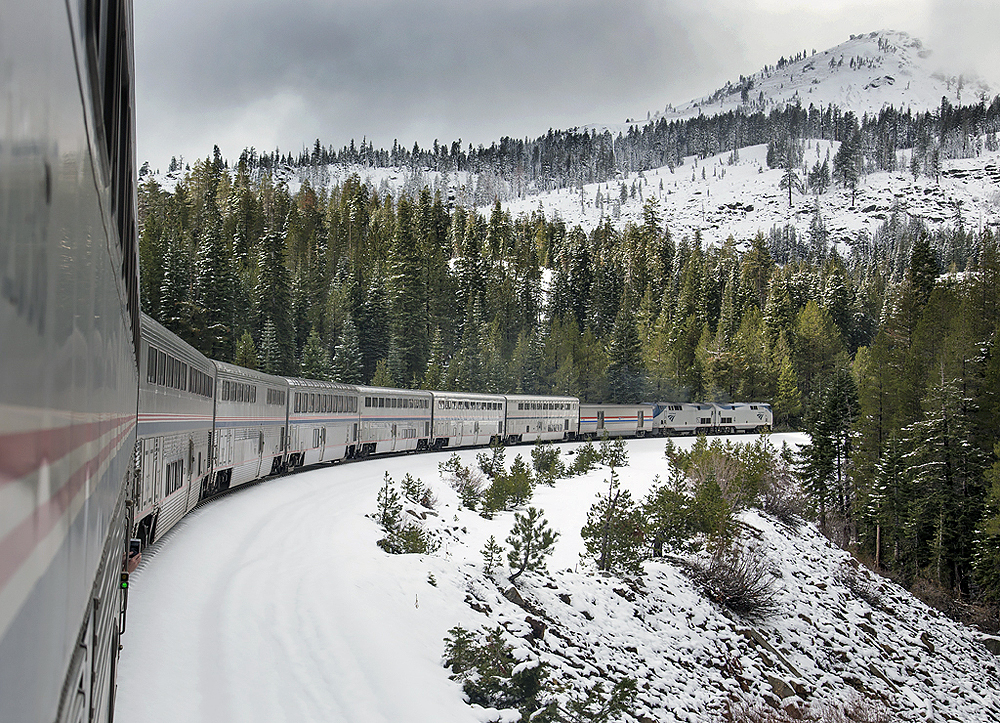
[133,0,1000,172]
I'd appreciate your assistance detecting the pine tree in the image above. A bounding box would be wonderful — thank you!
[255,218,295,374]
[234,330,259,370]
[331,314,364,384]
[159,232,193,338]
[506,507,558,582]
[192,203,235,360]
[798,367,858,541]
[606,306,643,403]
[972,442,1000,602]
[833,129,862,208]
[902,374,988,591]
[300,327,333,381]
[388,195,429,383]
[580,470,646,575]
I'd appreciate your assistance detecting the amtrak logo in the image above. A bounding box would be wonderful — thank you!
[757,413,764,420]
[668,414,675,421]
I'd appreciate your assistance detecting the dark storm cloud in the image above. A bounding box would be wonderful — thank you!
[134,0,730,169]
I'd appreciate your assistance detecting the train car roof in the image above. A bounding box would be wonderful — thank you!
[283,376,359,393]
[214,360,287,386]
[354,385,433,396]
[503,393,578,402]
[140,312,214,366]
[429,390,506,400]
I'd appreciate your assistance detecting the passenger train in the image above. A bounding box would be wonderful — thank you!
[0,2,769,721]
[131,310,772,549]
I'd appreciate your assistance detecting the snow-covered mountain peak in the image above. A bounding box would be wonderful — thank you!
[653,30,993,124]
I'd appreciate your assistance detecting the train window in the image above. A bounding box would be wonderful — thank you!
[378,398,384,408]
[146,346,157,383]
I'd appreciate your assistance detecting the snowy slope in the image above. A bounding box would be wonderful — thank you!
[115,435,1000,722]
[619,30,993,132]
[502,141,1000,248]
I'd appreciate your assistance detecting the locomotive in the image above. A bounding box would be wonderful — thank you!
[0,2,770,720]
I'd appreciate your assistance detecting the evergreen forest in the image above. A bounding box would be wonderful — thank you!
[139,97,1000,610]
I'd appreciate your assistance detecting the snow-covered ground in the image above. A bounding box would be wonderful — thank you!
[115,434,1000,722]
[501,142,1000,247]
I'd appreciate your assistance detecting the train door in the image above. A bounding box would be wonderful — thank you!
[391,423,398,453]
[257,430,265,478]
[597,411,605,430]
[141,438,160,511]
[320,427,327,461]
[637,410,644,432]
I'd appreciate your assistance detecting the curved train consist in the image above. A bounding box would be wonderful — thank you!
[0,2,769,721]
[134,313,773,548]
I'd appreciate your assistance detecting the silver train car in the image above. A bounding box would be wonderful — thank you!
[579,403,656,438]
[209,362,289,493]
[136,313,214,547]
[0,1,140,721]
[285,377,357,469]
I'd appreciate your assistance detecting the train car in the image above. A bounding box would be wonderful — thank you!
[714,402,773,433]
[579,403,656,438]
[208,362,289,494]
[430,391,506,448]
[285,377,360,469]
[135,314,215,547]
[652,402,716,435]
[357,385,433,455]
[503,394,579,443]
[0,1,140,721]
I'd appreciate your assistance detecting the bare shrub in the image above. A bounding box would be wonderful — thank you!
[687,546,781,617]
[719,698,792,722]
[816,695,889,723]
[837,561,884,609]
[439,454,485,510]
[758,449,810,527]
[719,694,888,723]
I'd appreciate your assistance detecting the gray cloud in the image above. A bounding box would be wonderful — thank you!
[134,1,989,173]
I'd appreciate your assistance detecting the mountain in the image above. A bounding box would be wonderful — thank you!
[661,30,992,124]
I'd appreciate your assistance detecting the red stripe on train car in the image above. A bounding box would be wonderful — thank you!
[0,415,133,488]
[0,420,134,591]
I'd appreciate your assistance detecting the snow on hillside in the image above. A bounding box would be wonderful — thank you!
[115,435,1000,723]
[658,30,992,126]
[501,141,1000,247]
